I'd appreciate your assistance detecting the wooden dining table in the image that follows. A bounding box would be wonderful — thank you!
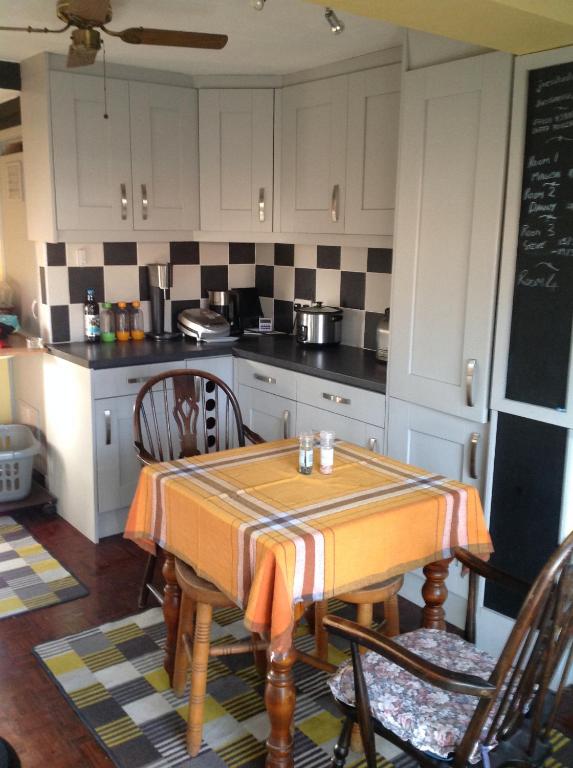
[125,437,492,768]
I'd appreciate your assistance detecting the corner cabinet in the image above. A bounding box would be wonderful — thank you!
[388,52,512,423]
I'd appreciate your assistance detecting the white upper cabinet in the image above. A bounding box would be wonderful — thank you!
[51,72,133,231]
[199,89,274,232]
[280,75,348,234]
[130,82,199,231]
[345,65,401,235]
[388,52,512,423]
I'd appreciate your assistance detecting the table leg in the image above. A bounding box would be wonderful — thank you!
[421,558,452,630]
[265,646,296,768]
[162,551,181,683]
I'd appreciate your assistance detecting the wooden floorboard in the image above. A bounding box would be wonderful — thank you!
[0,508,572,767]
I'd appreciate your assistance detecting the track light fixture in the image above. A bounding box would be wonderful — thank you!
[325,7,344,34]
[250,0,266,10]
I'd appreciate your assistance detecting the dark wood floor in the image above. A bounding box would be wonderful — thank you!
[1,508,573,767]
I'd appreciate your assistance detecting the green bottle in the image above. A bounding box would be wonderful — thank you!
[100,302,116,343]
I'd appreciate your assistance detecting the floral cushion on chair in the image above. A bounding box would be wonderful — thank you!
[328,628,499,762]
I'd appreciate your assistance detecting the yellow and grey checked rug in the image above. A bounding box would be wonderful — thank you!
[0,516,87,619]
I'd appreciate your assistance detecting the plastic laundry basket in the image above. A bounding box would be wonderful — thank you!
[0,425,41,503]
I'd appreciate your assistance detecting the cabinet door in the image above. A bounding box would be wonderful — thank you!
[296,402,384,454]
[280,76,347,233]
[238,385,295,442]
[94,397,141,515]
[388,53,512,423]
[50,71,132,231]
[130,82,199,230]
[346,65,401,235]
[199,89,274,232]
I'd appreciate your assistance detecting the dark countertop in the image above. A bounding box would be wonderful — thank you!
[46,334,386,394]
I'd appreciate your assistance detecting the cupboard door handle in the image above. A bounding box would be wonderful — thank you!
[120,183,128,220]
[466,359,477,407]
[368,437,378,452]
[258,187,265,223]
[127,376,152,385]
[254,373,276,384]
[104,409,112,446]
[323,392,350,406]
[331,184,340,223]
[469,432,480,479]
[141,184,149,221]
[283,410,289,439]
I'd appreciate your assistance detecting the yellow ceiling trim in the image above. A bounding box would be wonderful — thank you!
[304,0,573,54]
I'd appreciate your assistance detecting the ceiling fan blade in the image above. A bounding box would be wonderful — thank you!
[67,42,99,67]
[66,0,111,25]
[114,28,228,49]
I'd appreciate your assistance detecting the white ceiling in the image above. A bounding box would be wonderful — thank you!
[0,0,403,76]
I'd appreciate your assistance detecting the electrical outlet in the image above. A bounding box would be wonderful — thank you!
[75,248,87,267]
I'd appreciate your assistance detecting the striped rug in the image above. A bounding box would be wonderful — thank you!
[34,604,573,768]
[0,516,87,619]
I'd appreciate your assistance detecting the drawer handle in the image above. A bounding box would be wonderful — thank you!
[258,187,265,223]
[141,183,149,221]
[283,409,289,439]
[104,409,111,446]
[469,432,480,480]
[120,183,128,221]
[323,392,350,406]
[331,184,340,223]
[127,376,152,384]
[368,437,378,452]
[466,358,477,408]
[254,374,276,385]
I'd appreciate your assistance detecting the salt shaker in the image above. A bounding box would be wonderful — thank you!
[319,430,335,474]
[298,432,314,475]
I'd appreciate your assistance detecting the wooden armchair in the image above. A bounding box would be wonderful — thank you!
[325,533,573,767]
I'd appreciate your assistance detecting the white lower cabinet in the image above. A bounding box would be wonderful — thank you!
[238,385,296,442]
[296,403,384,454]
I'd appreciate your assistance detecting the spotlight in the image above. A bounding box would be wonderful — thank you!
[250,0,266,9]
[325,7,344,34]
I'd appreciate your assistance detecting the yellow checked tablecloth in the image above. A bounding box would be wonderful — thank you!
[125,438,492,652]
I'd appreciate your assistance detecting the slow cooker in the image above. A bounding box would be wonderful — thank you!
[294,302,343,345]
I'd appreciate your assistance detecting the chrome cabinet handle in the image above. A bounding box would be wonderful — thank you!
[469,432,480,480]
[466,359,477,407]
[254,373,276,385]
[141,183,148,221]
[368,437,378,452]
[127,376,151,385]
[104,409,112,446]
[258,187,265,223]
[120,183,128,220]
[283,410,289,439]
[323,392,350,406]
[331,184,340,223]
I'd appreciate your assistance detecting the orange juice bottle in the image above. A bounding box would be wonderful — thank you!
[116,302,130,342]
[130,301,145,341]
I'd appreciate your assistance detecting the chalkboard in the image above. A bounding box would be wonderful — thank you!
[506,60,573,410]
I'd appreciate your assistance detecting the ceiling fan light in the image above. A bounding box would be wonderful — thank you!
[325,7,344,34]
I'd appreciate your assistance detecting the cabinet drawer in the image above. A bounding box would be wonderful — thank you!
[93,361,185,400]
[236,358,297,400]
[296,373,385,428]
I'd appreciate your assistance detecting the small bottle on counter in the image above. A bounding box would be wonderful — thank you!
[298,432,314,475]
[130,301,145,340]
[100,302,116,343]
[116,302,130,342]
[319,430,335,474]
[84,288,100,343]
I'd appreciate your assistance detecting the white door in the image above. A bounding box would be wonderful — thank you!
[280,76,347,234]
[388,52,512,423]
[238,385,295,442]
[50,71,132,231]
[199,89,274,232]
[345,65,401,235]
[130,82,199,230]
[295,403,384,454]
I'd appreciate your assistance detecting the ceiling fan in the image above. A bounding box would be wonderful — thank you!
[0,0,228,68]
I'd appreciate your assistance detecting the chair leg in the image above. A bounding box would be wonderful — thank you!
[351,602,374,754]
[314,599,329,661]
[331,717,352,768]
[138,553,157,608]
[187,601,212,757]
[173,592,195,697]
[384,594,400,637]
[252,632,268,678]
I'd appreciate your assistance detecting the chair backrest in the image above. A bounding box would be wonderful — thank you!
[458,530,573,765]
[133,368,246,464]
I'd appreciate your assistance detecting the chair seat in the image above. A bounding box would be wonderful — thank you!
[328,628,499,762]
[174,558,235,608]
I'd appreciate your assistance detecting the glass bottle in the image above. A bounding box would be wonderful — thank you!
[319,430,335,474]
[116,301,130,342]
[100,302,116,343]
[130,301,145,341]
[84,288,100,343]
[298,432,314,475]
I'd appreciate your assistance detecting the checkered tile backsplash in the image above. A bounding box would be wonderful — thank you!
[37,241,391,349]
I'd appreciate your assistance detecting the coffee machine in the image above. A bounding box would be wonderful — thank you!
[148,263,180,340]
